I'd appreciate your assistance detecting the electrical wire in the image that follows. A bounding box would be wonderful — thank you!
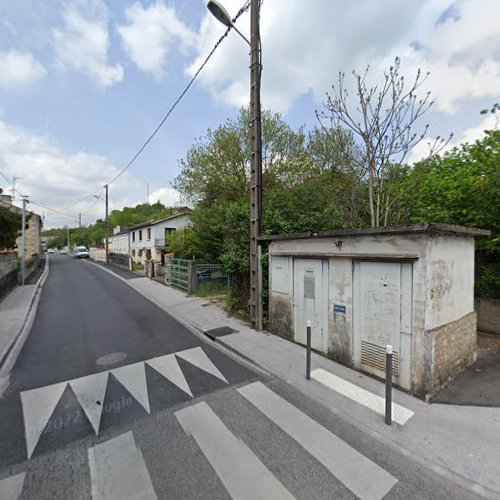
[1,0,252,223]
[106,0,251,186]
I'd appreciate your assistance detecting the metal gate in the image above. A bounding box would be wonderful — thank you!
[170,258,190,291]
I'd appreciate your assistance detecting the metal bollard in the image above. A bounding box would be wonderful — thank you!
[306,321,312,380]
[385,344,393,425]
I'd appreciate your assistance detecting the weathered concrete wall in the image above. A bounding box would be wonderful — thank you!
[269,292,294,340]
[475,298,500,334]
[426,312,477,397]
[425,234,475,330]
[327,257,353,365]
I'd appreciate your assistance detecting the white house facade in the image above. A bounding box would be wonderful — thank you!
[109,226,130,255]
[129,211,191,264]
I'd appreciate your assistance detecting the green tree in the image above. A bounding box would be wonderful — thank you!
[409,130,500,242]
[0,206,22,249]
[173,109,364,314]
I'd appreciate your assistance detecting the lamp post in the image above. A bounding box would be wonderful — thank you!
[207,0,263,330]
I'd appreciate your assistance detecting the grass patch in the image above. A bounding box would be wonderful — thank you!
[132,262,144,272]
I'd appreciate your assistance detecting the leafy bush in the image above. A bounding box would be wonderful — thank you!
[475,263,500,300]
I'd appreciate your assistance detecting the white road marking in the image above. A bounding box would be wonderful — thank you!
[146,354,192,397]
[70,371,109,434]
[176,401,295,500]
[18,346,229,456]
[88,431,157,500]
[176,347,228,383]
[311,368,414,425]
[111,362,150,414]
[20,381,67,458]
[238,382,397,500]
[0,472,25,499]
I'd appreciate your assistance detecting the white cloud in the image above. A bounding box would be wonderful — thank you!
[407,113,497,163]
[52,0,123,87]
[0,119,141,228]
[0,49,47,89]
[148,186,181,206]
[187,0,500,115]
[118,1,195,79]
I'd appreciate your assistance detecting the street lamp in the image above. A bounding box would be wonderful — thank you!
[207,0,263,331]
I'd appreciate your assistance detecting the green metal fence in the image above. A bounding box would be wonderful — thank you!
[170,258,190,291]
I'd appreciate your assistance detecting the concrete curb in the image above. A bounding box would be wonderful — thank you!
[87,260,499,499]
[0,256,50,387]
[85,260,270,379]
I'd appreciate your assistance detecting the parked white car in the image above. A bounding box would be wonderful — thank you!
[73,246,90,259]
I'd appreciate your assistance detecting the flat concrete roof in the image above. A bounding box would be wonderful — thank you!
[258,223,491,242]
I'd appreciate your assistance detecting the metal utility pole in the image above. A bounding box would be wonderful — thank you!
[78,213,82,228]
[105,184,109,264]
[249,0,263,330]
[66,225,70,250]
[21,196,28,285]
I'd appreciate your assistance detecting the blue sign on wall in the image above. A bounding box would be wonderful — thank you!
[334,304,346,314]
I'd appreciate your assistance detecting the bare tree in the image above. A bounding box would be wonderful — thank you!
[318,57,451,227]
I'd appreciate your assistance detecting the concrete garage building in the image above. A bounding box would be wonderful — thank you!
[262,224,490,398]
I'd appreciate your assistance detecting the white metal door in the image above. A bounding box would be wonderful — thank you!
[354,261,402,380]
[293,259,326,352]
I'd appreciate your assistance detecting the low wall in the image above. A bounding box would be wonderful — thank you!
[0,252,18,301]
[89,248,106,262]
[475,298,500,334]
[428,312,477,397]
[109,253,131,270]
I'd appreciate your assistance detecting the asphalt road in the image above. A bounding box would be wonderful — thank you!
[0,255,480,499]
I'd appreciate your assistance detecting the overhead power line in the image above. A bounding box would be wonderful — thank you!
[0,0,252,224]
[106,0,251,186]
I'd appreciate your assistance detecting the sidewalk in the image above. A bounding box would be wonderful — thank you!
[0,257,49,393]
[92,262,500,498]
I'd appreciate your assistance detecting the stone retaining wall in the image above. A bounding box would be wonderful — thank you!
[0,252,18,301]
[475,298,500,334]
[429,311,477,396]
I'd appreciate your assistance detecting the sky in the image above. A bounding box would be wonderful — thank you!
[0,0,498,228]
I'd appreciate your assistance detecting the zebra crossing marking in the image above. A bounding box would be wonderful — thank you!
[20,381,66,459]
[111,362,150,414]
[176,401,295,500]
[145,354,192,397]
[0,472,25,500]
[311,368,415,425]
[238,381,397,500]
[176,347,228,383]
[70,371,109,434]
[88,431,157,500]
[19,346,228,458]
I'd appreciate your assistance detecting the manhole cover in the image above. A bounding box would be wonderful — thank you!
[96,352,127,366]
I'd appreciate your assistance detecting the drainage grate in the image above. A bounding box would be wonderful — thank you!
[361,341,399,377]
[204,327,237,340]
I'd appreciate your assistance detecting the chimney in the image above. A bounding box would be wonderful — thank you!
[113,225,121,235]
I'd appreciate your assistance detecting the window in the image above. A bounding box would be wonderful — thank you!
[132,232,135,242]
[164,227,176,243]
[147,228,151,240]
[139,230,143,241]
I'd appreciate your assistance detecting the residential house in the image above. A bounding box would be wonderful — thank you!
[0,194,42,258]
[129,210,191,264]
[108,226,130,255]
